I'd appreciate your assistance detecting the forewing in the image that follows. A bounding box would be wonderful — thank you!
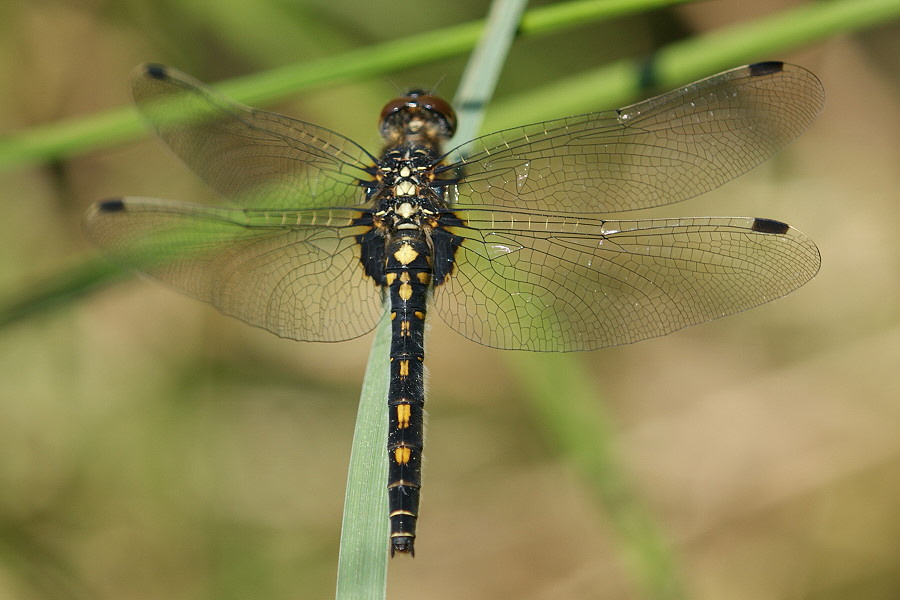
[84,198,384,342]
[132,64,376,209]
[433,210,820,351]
[445,62,824,213]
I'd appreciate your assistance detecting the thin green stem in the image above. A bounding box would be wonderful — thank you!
[451,0,529,143]
[335,310,390,600]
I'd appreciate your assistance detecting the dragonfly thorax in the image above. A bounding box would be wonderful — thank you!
[374,197,439,233]
[371,146,446,232]
[376,151,430,187]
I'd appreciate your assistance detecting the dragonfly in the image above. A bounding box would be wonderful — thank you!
[84,61,823,556]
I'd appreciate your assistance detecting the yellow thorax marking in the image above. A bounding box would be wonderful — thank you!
[395,181,417,197]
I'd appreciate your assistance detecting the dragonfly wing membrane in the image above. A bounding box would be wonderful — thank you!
[433,211,820,351]
[446,62,824,214]
[84,197,383,342]
[132,64,376,209]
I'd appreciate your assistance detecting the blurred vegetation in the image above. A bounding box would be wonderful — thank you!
[1,1,900,599]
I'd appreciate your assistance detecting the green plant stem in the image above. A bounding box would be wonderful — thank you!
[335,310,390,600]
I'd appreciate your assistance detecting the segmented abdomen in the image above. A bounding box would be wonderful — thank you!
[384,234,431,556]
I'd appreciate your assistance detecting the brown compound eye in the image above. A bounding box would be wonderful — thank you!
[379,97,410,124]
[379,90,457,136]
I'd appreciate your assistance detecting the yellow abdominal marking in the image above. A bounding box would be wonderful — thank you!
[399,359,409,377]
[399,283,413,301]
[394,446,412,465]
[386,272,397,285]
[396,403,411,428]
[400,320,411,336]
[414,311,425,320]
[417,272,431,285]
[394,243,419,265]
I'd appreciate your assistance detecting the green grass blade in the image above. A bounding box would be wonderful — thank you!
[335,309,390,600]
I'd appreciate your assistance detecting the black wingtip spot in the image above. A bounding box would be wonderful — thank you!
[751,217,790,235]
[97,199,126,213]
[145,63,168,79]
[748,61,784,77]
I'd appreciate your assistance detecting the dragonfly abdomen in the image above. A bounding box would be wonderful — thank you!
[385,234,431,556]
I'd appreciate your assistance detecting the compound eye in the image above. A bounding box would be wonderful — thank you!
[379,96,412,124]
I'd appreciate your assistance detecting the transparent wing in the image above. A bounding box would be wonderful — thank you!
[132,64,377,209]
[84,197,384,342]
[433,210,820,351]
[444,62,824,213]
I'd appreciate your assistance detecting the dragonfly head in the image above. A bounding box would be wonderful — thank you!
[379,90,457,144]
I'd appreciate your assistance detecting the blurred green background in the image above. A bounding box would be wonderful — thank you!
[2,1,899,599]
